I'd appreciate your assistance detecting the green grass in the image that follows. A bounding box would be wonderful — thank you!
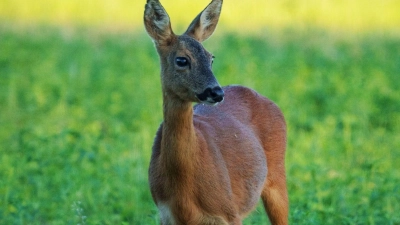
[1,26,400,224]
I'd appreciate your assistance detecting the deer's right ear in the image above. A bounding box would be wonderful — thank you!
[144,0,174,46]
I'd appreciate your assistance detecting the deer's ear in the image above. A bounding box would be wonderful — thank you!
[184,0,223,42]
[144,0,174,46]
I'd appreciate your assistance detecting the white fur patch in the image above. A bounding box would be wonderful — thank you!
[158,202,175,225]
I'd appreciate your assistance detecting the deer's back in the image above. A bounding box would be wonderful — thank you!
[193,85,285,142]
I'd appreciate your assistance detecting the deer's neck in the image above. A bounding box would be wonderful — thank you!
[161,91,197,178]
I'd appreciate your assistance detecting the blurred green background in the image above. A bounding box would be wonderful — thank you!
[0,0,399,224]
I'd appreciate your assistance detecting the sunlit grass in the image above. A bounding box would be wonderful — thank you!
[1,0,400,33]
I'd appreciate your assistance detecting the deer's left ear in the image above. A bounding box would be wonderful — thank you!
[184,0,223,42]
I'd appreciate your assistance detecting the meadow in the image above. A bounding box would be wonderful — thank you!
[1,0,400,224]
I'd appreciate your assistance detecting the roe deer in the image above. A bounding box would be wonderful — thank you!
[144,0,288,224]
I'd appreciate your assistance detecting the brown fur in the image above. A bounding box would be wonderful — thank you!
[144,0,288,224]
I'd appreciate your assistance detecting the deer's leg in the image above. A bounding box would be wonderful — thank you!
[261,163,288,225]
[258,111,289,225]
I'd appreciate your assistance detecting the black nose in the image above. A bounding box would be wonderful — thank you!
[210,86,224,102]
[196,86,225,103]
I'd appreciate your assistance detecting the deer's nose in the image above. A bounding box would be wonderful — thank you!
[210,86,224,102]
[196,86,224,104]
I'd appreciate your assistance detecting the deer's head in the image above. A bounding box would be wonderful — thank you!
[144,0,224,105]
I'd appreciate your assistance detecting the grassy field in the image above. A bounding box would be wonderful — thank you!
[1,0,400,224]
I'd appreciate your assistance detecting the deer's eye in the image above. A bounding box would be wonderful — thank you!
[175,57,189,67]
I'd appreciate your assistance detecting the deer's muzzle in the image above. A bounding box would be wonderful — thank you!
[196,86,224,104]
